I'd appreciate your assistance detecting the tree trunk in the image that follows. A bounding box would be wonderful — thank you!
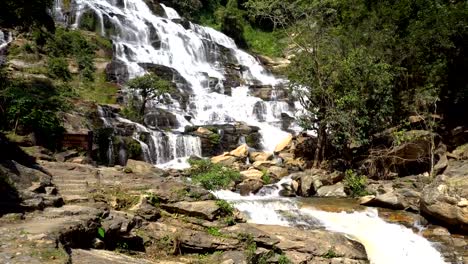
[139,98,147,117]
[313,122,327,168]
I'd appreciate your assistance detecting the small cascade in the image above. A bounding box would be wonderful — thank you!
[0,29,12,65]
[213,180,447,264]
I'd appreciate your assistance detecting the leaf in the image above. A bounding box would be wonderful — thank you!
[97,227,105,239]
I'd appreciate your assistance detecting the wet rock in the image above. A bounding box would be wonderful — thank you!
[239,179,264,196]
[143,0,165,17]
[316,183,347,198]
[105,60,129,84]
[143,108,178,129]
[421,160,468,233]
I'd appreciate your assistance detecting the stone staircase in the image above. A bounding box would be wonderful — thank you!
[40,161,100,204]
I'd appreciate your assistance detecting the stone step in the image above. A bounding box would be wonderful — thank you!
[62,195,91,204]
[58,189,90,195]
[71,249,156,264]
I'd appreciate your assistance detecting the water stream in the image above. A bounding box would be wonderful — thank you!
[65,0,297,167]
[213,179,446,264]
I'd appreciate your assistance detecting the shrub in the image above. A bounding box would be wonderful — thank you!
[278,255,292,264]
[344,170,368,197]
[188,158,241,190]
[216,199,234,216]
[47,57,71,81]
[261,169,271,184]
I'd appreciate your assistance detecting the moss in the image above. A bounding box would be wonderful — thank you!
[208,133,221,145]
[78,10,100,33]
[74,70,118,104]
[124,137,142,159]
[32,248,68,263]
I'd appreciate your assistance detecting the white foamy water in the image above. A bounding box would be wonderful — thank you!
[61,0,297,166]
[213,179,446,264]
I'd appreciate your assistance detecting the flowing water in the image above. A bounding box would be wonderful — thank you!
[62,0,298,166]
[213,178,447,264]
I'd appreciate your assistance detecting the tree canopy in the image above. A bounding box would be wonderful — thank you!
[127,73,173,116]
[246,0,468,166]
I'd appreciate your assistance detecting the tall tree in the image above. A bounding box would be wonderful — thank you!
[127,73,173,116]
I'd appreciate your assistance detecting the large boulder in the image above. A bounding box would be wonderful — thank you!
[125,159,166,176]
[230,144,249,159]
[316,182,347,198]
[267,166,289,178]
[291,169,344,197]
[364,130,436,178]
[160,201,222,221]
[211,153,238,166]
[252,160,277,170]
[225,224,368,264]
[420,160,468,233]
[249,152,272,162]
[188,123,262,156]
[238,179,264,196]
[240,168,263,180]
[274,134,293,153]
[143,108,179,129]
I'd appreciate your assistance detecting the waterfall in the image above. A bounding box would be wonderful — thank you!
[62,0,296,165]
[213,180,447,264]
[0,30,12,66]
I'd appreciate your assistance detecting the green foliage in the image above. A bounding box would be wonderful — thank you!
[206,227,223,237]
[127,73,173,116]
[216,199,234,216]
[323,248,338,259]
[97,227,105,239]
[146,193,160,207]
[243,25,286,57]
[208,133,221,145]
[0,0,55,31]
[278,255,292,264]
[246,0,468,163]
[0,78,66,149]
[47,57,71,81]
[344,170,368,197]
[188,158,241,190]
[261,169,271,184]
[44,28,97,82]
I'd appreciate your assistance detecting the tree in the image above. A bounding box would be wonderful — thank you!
[127,73,173,117]
[247,0,397,166]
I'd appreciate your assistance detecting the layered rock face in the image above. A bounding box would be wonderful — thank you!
[421,160,468,233]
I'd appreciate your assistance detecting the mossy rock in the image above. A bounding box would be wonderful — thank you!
[78,10,100,33]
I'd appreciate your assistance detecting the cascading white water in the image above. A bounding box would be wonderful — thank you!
[213,179,447,264]
[65,0,295,166]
